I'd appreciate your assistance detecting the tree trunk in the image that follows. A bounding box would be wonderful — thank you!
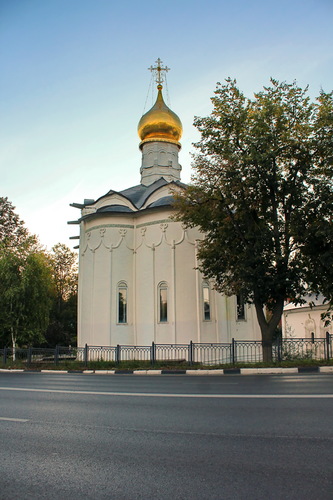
[254,298,284,363]
[11,326,16,362]
[261,325,274,363]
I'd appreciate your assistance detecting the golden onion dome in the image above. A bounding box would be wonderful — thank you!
[138,84,182,149]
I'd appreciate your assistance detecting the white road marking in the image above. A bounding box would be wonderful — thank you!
[0,417,29,422]
[0,387,332,398]
[273,376,324,381]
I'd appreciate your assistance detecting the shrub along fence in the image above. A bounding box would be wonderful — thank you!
[0,334,332,367]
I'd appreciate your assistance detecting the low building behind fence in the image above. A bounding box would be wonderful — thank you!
[1,335,332,366]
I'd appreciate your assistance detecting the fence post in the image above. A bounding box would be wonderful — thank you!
[151,342,155,365]
[54,345,59,365]
[277,337,282,362]
[231,338,235,365]
[27,347,32,366]
[116,344,121,365]
[84,344,89,367]
[188,341,193,366]
[326,332,330,362]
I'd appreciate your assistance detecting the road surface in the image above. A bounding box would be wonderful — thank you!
[0,372,332,499]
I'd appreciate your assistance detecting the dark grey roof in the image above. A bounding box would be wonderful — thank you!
[96,205,134,213]
[106,178,169,209]
[96,178,186,210]
[77,178,187,221]
[147,195,175,208]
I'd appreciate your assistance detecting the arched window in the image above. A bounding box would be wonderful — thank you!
[236,294,246,321]
[117,282,128,324]
[158,282,168,323]
[202,282,211,321]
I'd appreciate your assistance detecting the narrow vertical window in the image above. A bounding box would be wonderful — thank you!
[117,282,127,324]
[158,282,168,323]
[236,294,245,321]
[203,282,211,321]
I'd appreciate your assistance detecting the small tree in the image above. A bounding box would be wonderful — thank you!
[0,249,54,354]
[175,79,333,361]
[50,243,78,303]
[0,251,24,356]
[22,252,55,344]
[0,198,54,353]
[44,243,78,346]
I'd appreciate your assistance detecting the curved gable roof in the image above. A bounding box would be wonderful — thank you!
[79,178,187,220]
[95,179,186,209]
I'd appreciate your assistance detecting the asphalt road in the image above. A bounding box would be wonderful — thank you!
[0,372,332,500]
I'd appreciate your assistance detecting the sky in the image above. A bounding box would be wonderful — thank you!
[1,0,332,250]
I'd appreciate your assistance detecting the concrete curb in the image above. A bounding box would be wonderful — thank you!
[40,370,69,374]
[0,369,24,373]
[319,366,333,373]
[0,366,332,375]
[240,367,298,375]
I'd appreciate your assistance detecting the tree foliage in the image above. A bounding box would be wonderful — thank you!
[0,248,54,349]
[0,197,37,253]
[0,199,78,348]
[174,78,333,359]
[50,243,78,301]
[44,243,78,347]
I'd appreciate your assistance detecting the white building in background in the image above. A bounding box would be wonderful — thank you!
[70,60,261,347]
[283,295,332,339]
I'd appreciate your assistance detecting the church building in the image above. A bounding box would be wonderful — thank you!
[70,60,261,348]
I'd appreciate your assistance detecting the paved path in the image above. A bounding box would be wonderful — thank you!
[0,372,332,499]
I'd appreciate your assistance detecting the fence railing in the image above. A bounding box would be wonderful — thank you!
[1,334,332,367]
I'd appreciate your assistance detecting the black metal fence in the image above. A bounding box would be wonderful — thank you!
[0,334,332,367]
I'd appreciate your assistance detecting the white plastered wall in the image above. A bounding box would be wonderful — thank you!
[77,209,261,347]
[283,305,332,339]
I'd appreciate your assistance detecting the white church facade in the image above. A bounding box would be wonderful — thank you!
[70,60,261,348]
[283,295,332,339]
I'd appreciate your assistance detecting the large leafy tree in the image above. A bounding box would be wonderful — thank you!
[295,90,333,305]
[175,79,333,361]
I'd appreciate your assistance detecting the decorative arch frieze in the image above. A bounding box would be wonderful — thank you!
[81,219,202,255]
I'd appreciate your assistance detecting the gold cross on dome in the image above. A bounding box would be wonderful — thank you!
[148,58,170,85]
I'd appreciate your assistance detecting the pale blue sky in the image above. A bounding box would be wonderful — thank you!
[1,0,332,249]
